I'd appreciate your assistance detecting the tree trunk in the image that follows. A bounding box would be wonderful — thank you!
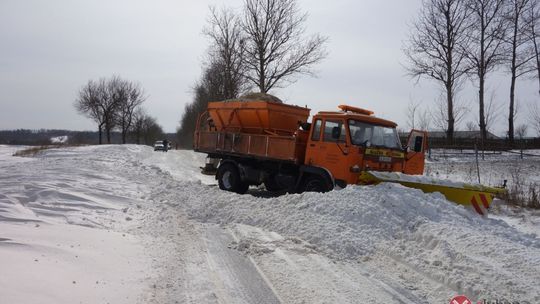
[258,68,265,93]
[446,81,455,144]
[479,20,487,143]
[445,5,454,144]
[509,71,516,144]
[98,125,103,145]
[122,121,127,144]
[259,47,266,93]
[106,128,111,144]
[479,75,487,142]
[509,15,519,145]
[535,36,540,96]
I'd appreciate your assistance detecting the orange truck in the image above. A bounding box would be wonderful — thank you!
[194,99,428,194]
[194,98,507,215]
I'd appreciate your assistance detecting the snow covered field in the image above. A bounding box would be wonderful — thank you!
[1,144,539,303]
[425,149,540,187]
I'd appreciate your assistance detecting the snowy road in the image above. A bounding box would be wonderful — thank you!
[1,145,539,303]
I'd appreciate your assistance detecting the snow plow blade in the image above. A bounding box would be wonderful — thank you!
[358,171,506,215]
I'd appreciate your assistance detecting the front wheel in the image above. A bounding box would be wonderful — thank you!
[217,163,249,194]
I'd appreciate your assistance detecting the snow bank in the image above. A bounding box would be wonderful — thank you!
[136,146,540,302]
[153,157,540,302]
[0,145,153,304]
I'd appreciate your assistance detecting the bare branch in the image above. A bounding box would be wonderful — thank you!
[240,0,327,93]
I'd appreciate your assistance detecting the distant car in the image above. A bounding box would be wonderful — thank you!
[154,141,165,151]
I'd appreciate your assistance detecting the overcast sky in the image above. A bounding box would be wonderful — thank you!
[1,0,538,136]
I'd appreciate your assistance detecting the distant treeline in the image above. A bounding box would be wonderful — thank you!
[0,129,176,146]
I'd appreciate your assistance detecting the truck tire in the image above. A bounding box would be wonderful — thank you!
[302,175,330,193]
[217,163,249,194]
[264,176,285,192]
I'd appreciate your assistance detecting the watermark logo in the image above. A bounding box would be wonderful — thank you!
[450,295,472,304]
[451,295,532,304]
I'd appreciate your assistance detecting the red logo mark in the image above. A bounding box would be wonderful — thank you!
[450,295,472,304]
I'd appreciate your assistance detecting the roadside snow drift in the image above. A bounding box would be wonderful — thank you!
[0,144,539,303]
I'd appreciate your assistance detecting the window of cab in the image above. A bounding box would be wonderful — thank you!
[311,119,322,141]
[323,120,347,142]
[348,119,401,149]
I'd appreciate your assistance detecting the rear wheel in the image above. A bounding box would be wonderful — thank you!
[217,163,249,194]
[302,175,329,193]
[264,175,286,192]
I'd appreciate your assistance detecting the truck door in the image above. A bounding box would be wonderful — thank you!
[307,119,349,177]
[404,130,428,175]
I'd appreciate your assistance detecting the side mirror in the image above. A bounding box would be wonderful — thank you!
[332,126,341,139]
[413,136,423,152]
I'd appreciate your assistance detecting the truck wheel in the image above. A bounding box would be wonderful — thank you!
[302,176,329,193]
[264,176,285,192]
[217,163,249,194]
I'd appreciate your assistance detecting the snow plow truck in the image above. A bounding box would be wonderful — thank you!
[193,97,505,215]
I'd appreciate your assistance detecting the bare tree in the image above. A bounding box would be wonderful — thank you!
[516,123,529,138]
[112,79,146,144]
[406,100,421,130]
[481,90,503,133]
[176,62,228,148]
[129,107,164,146]
[417,108,432,131]
[404,0,471,141]
[466,121,478,130]
[75,75,146,144]
[465,0,507,142]
[97,77,120,144]
[130,107,146,145]
[141,115,164,146]
[204,6,248,99]
[74,80,105,144]
[240,0,327,93]
[406,100,431,131]
[431,94,468,133]
[504,0,535,143]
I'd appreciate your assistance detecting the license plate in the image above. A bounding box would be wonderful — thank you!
[379,156,392,163]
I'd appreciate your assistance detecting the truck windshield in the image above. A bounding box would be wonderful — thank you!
[348,120,401,149]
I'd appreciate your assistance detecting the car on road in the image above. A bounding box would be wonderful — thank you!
[154,141,165,151]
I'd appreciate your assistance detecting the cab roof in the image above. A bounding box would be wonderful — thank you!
[314,109,397,128]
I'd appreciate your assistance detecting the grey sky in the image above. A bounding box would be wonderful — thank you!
[1,0,538,136]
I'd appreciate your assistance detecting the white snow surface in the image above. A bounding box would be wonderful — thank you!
[1,145,539,303]
[50,135,68,144]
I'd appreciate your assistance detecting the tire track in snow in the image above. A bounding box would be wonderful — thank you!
[204,226,281,304]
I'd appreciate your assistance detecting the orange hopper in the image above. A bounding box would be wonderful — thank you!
[207,101,310,135]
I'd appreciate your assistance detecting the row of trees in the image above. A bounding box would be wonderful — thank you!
[405,0,540,142]
[176,0,327,147]
[74,75,163,145]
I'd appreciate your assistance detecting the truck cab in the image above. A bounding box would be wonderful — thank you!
[304,105,427,187]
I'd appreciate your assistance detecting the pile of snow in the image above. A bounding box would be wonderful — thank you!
[170,181,540,301]
[369,170,497,190]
